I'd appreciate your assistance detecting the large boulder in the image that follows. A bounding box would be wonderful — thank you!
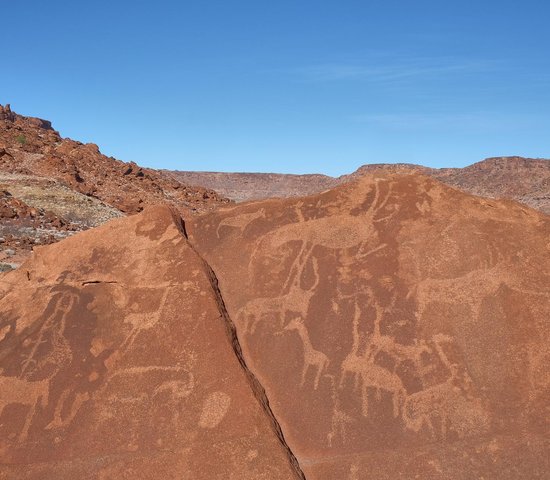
[189,172,550,479]
[0,205,301,479]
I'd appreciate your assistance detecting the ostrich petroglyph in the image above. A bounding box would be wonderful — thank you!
[284,316,329,390]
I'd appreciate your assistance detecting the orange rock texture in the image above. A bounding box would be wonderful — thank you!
[0,206,301,479]
[189,173,550,479]
[0,117,549,478]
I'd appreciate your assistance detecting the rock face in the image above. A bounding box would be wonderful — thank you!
[0,206,301,479]
[0,110,549,477]
[189,173,550,479]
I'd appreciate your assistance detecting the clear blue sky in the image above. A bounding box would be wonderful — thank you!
[2,0,549,175]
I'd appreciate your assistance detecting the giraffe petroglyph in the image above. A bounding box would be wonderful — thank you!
[284,316,329,390]
[251,179,396,291]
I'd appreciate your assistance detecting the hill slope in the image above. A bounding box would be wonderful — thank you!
[0,104,229,215]
[0,104,231,266]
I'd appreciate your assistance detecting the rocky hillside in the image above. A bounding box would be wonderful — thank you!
[1,172,548,478]
[433,157,550,215]
[0,104,229,215]
[0,104,231,267]
[0,172,122,271]
[170,157,550,215]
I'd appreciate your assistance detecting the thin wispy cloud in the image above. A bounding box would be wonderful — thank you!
[294,57,498,83]
[352,112,542,131]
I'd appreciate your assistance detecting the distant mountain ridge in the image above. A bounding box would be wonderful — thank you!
[169,156,550,215]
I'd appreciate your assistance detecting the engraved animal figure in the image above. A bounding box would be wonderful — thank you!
[339,301,406,417]
[402,364,484,439]
[326,377,355,447]
[216,208,266,238]
[251,179,395,291]
[20,292,78,376]
[0,375,50,441]
[364,297,433,378]
[237,256,320,334]
[327,403,354,447]
[402,335,488,439]
[284,317,329,390]
[120,288,172,353]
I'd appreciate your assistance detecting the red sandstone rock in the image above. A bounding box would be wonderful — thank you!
[189,172,550,479]
[0,206,301,479]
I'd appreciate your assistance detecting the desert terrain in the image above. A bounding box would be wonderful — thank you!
[0,105,549,479]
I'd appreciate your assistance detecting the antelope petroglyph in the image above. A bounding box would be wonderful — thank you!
[364,297,433,377]
[120,288,172,353]
[237,256,320,335]
[402,333,489,439]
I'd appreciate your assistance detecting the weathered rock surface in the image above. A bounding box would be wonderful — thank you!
[0,206,301,479]
[189,172,550,479]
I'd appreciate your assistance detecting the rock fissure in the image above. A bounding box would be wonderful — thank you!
[81,280,119,286]
[180,215,307,480]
